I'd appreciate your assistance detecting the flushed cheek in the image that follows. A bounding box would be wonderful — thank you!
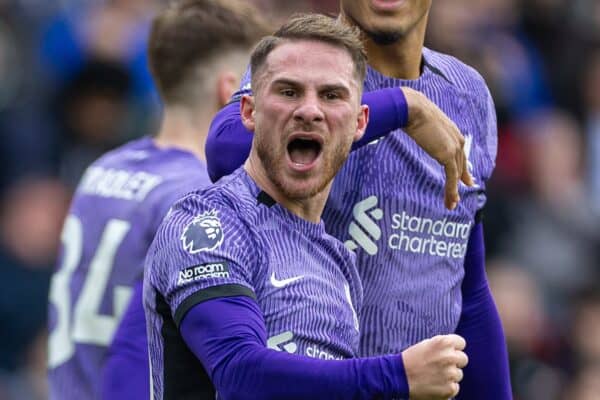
[328,115,358,139]
[259,108,292,134]
[261,96,293,117]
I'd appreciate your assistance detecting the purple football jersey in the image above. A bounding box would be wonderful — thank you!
[144,168,362,400]
[47,137,211,400]
[235,48,498,356]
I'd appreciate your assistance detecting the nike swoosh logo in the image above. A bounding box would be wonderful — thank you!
[270,272,304,288]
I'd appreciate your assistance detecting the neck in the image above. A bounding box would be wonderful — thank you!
[340,11,427,79]
[244,155,330,224]
[153,104,212,162]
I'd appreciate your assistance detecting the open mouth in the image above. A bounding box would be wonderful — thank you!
[287,136,323,169]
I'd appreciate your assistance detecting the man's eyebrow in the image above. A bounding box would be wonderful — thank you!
[270,79,351,95]
[318,84,350,93]
[271,78,302,87]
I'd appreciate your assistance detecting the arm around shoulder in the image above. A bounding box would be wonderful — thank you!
[206,101,254,182]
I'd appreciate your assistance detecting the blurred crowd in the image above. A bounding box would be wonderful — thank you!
[0,0,597,399]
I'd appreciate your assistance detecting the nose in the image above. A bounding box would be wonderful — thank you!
[293,92,324,126]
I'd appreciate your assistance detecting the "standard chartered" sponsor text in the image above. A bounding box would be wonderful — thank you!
[388,212,471,258]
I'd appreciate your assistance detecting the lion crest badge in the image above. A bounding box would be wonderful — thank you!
[181,210,224,254]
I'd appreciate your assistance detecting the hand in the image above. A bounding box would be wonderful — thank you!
[401,87,474,210]
[401,334,469,400]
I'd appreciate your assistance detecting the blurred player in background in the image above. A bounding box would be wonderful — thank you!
[145,13,468,400]
[206,0,512,398]
[46,1,269,399]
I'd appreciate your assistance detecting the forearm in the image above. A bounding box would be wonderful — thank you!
[181,296,409,400]
[215,342,406,400]
[460,222,488,293]
[102,280,149,400]
[352,88,408,149]
[455,223,512,399]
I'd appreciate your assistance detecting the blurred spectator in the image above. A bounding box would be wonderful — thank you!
[500,110,600,315]
[488,260,567,400]
[0,106,60,196]
[39,0,159,95]
[0,332,49,400]
[54,60,134,187]
[569,289,600,366]
[0,18,22,111]
[520,0,577,112]
[427,0,552,123]
[571,0,600,40]
[582,49,600,212]
[563,362,600,400]
[0,178,69,375]
[246,0,337,23]
[0,7,53,195]
[247,0,311,23]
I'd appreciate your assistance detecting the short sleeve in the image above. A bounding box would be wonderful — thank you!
[458,69,498,213]
[472,79,498,212]
[480,83,498,183]
[147,193,260,327]
[143,177,201,239]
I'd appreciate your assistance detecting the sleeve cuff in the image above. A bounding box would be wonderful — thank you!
[390,88,409,128]
[174,284,256,327]
[388,354,410,398]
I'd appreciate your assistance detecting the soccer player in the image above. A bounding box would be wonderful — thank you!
[145,13,468,400]
[206,1,512,398]
[46,1,269,399]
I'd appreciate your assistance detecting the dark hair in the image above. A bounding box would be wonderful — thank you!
[250,13,367,91]
[62,60,131,102]
[148,0,271,105]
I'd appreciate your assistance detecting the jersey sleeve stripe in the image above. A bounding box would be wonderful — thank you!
[174,284,256,327]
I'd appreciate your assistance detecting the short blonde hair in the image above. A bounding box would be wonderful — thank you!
[250,13,367,92]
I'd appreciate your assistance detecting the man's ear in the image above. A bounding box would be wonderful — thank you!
[354,104,369,142]
[240,94,256,132]
[216,71,239,108]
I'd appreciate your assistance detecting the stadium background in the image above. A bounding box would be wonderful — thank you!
[0,0,598,398]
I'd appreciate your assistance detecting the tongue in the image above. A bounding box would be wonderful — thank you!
[289,146,318,165]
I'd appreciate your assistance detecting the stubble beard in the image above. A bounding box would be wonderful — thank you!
[348,13,405,45]
[255,133,353,201]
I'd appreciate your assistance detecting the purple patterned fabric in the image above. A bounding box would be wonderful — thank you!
[48,137,210,399]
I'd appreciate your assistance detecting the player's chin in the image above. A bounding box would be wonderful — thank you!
[368,16,410,34]
[279,174,329,200]
[362,8,414,31]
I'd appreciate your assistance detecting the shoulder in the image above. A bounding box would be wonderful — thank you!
[141,157,210,213]
[424,48,497,139]
[153,171,257,254]
[91,137,151,168]
[145,173,263,296]
[423,48,498,177]
[423,47,492,101]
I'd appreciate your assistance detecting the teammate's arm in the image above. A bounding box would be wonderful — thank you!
[180,294,468,400]
[101,280,149,400]
[207,87,471,209]
[455,74,511,399]
[454,223,512,399]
